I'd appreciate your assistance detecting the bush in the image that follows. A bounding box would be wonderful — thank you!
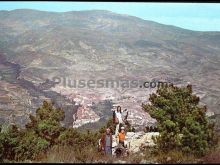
[14,131,49,161]
[58,128,81,146]
[0,101,65,162]
[0,133,5,162]
[0,125,21,161]
[0,100,103,162]
[26,101,65,145]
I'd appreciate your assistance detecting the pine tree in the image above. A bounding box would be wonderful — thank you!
[142,84,217,156]
[25,100,65,145]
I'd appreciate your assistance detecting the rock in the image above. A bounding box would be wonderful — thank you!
[114,160,127,164]
[126,132,159,153]
[112,141,118,148]
[166,157,172,162]
[140,152,144,156]
[111,131,159,155]
[140,159,154,164]
[126,132,135,138]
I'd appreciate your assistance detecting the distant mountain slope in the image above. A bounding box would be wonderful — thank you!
[0,9,219,127]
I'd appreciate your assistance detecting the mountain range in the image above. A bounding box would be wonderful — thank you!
[0,9,219,128]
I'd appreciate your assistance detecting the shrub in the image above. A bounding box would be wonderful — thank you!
[0,125,21,161]
[0,133,5,162]
[58,128,81,146]
[0,101,65,162]
[26,101,65,145]
[14,131,49,161]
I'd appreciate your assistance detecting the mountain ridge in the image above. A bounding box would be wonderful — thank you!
[1,9,219,33]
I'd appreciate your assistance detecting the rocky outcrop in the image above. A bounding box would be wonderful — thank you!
[126,132,159,152]
[112,131,159,155]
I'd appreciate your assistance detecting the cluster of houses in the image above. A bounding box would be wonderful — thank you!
[72,105,100,128]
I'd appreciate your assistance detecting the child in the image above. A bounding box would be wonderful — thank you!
[118,127,126,148]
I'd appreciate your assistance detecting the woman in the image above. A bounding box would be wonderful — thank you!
[114,106,123,138]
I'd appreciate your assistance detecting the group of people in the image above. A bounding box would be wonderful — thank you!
[100,106,129,156]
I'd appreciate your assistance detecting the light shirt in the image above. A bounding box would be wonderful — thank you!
[115,112,123,123]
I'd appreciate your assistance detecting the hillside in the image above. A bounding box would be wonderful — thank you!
[0,9,219,128]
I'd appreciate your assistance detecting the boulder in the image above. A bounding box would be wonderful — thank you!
[111,131,159,155]
[126,132,159,153]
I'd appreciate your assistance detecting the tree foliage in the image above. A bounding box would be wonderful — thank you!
[142,84,217,156]
[0,100,100,162]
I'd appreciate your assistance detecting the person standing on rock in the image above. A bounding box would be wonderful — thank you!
[101,128,113,156]
[114,106,123,138]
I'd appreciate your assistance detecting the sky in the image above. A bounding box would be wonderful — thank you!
[0,2,220,31]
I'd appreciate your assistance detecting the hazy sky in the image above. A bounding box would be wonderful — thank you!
[0,2,220,31]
